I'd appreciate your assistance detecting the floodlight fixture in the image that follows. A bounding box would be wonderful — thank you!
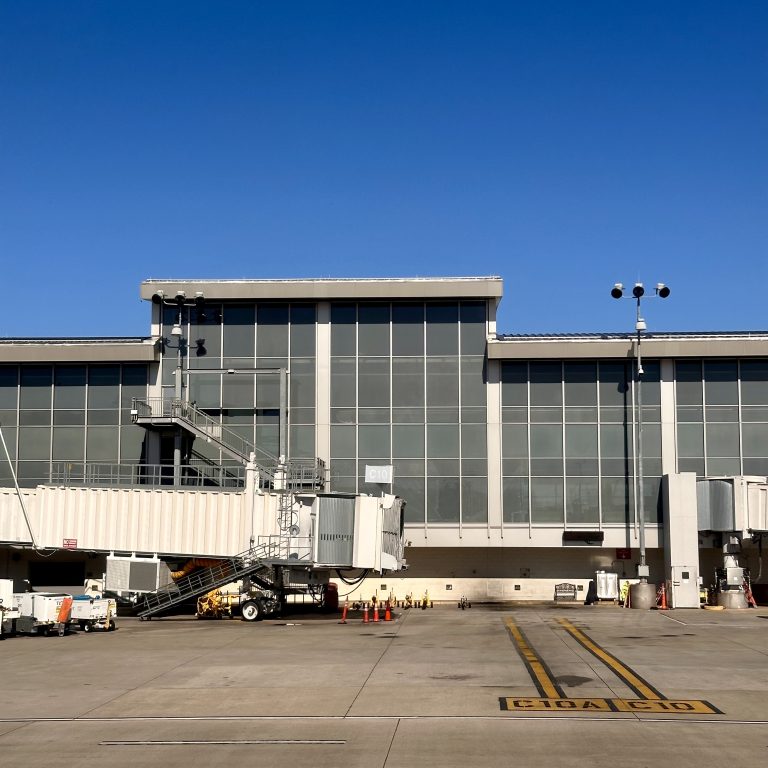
[611,283,624,299]
[632,283,645,299]
[151,290,165,304]
[656,283,670,298]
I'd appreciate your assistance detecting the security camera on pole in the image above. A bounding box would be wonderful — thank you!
[610,281,670,609]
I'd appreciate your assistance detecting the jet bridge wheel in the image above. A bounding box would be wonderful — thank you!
[241,599,264,622]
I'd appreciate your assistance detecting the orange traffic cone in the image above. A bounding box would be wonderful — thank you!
[384,600,392,622]
[363,604,369,623]
[339,597,349,625]
[373,601,380,622]
[657,583,668,610]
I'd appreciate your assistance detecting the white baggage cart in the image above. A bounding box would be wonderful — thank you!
[70,596,117,632]
[12,592,73,636]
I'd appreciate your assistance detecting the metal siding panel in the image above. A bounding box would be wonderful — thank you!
[317,496,354,565]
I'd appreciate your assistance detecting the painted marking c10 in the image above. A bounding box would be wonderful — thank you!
[500,698,722,715]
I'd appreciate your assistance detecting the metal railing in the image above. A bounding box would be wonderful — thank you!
[132,397,279,470]
[132,397,326,489]
[50,462,245,489]
[138,541,280,617]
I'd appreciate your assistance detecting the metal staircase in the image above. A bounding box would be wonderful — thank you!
[131,397,325,489]
[137,542,279,618]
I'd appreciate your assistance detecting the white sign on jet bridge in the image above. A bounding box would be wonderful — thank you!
[364,465,394,484]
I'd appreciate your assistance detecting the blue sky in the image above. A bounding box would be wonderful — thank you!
[1,2,766,337]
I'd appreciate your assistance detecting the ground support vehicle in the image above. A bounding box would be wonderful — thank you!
[70,595,117,632]
[0,579,20,638]
[11,593,73,636]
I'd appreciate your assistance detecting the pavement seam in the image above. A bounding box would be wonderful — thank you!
[381,717,401,768]
[343,610,411,718]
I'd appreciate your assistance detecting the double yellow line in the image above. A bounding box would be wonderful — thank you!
[505,616,665,701]
[503,618,565,699]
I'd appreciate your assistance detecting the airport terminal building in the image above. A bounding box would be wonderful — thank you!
[1,277,767,603]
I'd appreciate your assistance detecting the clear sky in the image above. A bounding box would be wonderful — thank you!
[1,2,766,337]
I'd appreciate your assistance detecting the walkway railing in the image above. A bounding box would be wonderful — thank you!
[49,462,245,489]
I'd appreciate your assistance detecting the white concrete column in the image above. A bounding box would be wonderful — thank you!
[486,358,503,539]
[316,302,331,469]
[660,359,677,476]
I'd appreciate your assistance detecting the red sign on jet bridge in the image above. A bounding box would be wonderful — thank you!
[615,548,632,560]
[63,538,77,550]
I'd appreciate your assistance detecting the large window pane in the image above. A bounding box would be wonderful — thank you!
[599,362,631,409]
[290,358,315,408]
[531,477,563,523]
[392,357,424,408]
[743,424,768,457]
[676,361,703,405]
[530,363,562,407]
[290,304,316,357]
[54,366,86,409]
[461,356,486,407]
[426,357,459,407]
[358,357,390,407]
[600,424,632,459]
[461,423,486,458]
[741,360,768,405]
[86,427,118,462]
[18,427,50,460]
[223,305,255,358]
[393,425,424,457]
[704,361,738,404]
[52,427,85,460]
[358,304,390,356]
[330,357,356,407]
[503,477,529,523]
[289,425,314,459]
[330,304,356,355]
[358,426,390,458]
[392,303,424,356]
[530,424,562,458]
[502,425,528,458]
[460,301,487,355]
[427,477,459,522]
[705,423,740,457]
[256,305,288,358]
[396,477,425,523]
[677,423,703,458]
[427,424,459,458]
[426,303,458,355]
[602,476,634,524]
[566,476,599,524]
[462,476,487,522]
[565,424,597,457]
[501,362,528,407]
[20,366,52,409]
[564,363,597,406]
[88,366,120,409]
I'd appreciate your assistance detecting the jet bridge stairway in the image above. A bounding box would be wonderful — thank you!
[131,397,325,490]
[137,542,279,618]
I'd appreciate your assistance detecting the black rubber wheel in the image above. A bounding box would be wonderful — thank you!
[83,622,91,633]
[241,599,262,622]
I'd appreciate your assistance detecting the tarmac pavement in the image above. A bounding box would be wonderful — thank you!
[1,603,767,767]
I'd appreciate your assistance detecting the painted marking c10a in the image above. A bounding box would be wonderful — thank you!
[500,698,721,715]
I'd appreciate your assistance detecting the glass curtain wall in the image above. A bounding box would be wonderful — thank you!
[330,301,488,525]
[501,360,662,526]
[170,302,316,464]
[676,359,768,476]
[0,363,148,487]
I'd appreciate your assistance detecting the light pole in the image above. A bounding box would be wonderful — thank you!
[611,281,670,608]
[152,290,205,485]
